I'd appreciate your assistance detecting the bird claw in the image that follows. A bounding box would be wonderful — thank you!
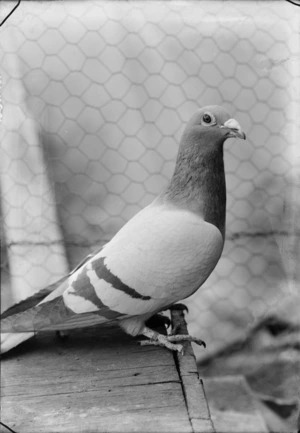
[169,303,189,314]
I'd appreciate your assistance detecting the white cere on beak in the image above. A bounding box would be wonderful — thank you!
[222,118,246,139]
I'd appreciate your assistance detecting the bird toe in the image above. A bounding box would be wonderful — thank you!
[167,334,206,348]
[139,338,184,353]
[170,303,189,313]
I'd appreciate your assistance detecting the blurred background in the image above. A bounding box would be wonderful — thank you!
[0,1,299,428]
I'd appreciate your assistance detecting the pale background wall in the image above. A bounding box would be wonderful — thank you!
[1,1,299,358]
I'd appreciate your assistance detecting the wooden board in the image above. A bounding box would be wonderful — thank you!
[1,314,214,433]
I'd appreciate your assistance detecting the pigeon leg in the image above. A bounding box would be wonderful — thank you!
[139,326,184,353]
[146,313,171,330]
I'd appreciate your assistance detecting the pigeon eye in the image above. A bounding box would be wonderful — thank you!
[202,113,216,125]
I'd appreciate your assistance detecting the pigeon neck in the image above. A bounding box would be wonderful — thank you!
[162,143,226,237]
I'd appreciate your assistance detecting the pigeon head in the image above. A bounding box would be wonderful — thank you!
[181,105,246,152]
[163,105,246,235]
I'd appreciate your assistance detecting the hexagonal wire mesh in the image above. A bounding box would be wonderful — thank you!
[0,1,299,358]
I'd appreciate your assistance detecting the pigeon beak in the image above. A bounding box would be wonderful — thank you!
[221,118,246,140]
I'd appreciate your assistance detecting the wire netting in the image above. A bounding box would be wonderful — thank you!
[0,0,299,357]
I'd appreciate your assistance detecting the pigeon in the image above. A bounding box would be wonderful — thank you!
[1,105,246,354]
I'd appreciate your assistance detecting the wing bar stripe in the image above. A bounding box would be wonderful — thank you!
[69,269,122,320]
[91,256,152,300]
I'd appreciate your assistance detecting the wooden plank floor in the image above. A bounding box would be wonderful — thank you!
[1,311,214,433]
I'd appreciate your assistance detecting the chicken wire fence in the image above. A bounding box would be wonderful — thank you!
[0,0,299,357]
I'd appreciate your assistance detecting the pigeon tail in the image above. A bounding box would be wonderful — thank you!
[1,295,114,334]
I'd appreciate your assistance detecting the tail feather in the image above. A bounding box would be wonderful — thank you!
[0,295,116,354]
[1,296,75,332]
[1,277,66,320]
[1,294,120,333]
